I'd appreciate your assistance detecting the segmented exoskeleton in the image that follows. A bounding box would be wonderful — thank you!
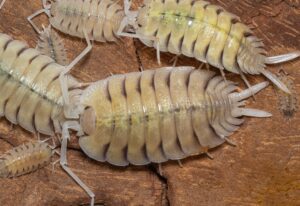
[37,25,69,66]
[75,67,271,166]
[276,71,298,119]
[0,141,53,178]
[118,0,300,93]
[0,33,81,135]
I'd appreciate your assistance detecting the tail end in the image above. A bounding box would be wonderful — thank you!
[265,51,300,64]
[261,69,291,94]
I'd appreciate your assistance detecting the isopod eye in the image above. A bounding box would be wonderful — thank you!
[80,107,96,136]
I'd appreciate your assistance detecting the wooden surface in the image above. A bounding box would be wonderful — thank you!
[0,0,299,205]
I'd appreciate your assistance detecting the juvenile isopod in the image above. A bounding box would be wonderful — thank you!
[36,25,69,66]
[0,141,53,178]
[275,71,298,119]
[118,0,300,93]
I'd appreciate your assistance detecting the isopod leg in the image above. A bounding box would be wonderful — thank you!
[59,29,92,118]
[27,9,50,34]
[117,14,161,65]
[238,71,256,100]
[219,68,227,82]
[61,165,95,206]
[205,152,214,159]
[197,63,210,71]
[118,32,161,65]
[0,0,5,9]
[169,55,179,67]
[42,0,51,10]
[60,121,95,206]
[158,164,163,176]
[224,138,237,147]
[177,160,183,168]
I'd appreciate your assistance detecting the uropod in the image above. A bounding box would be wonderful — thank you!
[118,0,300,93]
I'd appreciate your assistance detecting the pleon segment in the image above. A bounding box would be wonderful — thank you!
[169,68,200,155]
[106,75,129,166]
[125,72,149,165]
[188,69,224,148]
[140,70,167,163]
[154,68,185,160]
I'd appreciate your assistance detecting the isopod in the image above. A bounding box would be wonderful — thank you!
[69,67,272,166]
[118,0,300,93]
[29,0,124,42]
[36,25,69,66]
[276,71,298,119]
[0,141,53,178]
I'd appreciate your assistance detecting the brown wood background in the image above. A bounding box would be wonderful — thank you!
[0,0,299,205]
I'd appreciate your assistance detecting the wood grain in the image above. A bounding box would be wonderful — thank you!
[0,0,299,205]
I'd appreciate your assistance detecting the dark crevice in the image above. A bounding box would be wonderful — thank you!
[133,38,144,71]
[148,164,170,206]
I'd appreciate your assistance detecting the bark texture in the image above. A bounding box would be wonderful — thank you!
[0,0,299,205]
